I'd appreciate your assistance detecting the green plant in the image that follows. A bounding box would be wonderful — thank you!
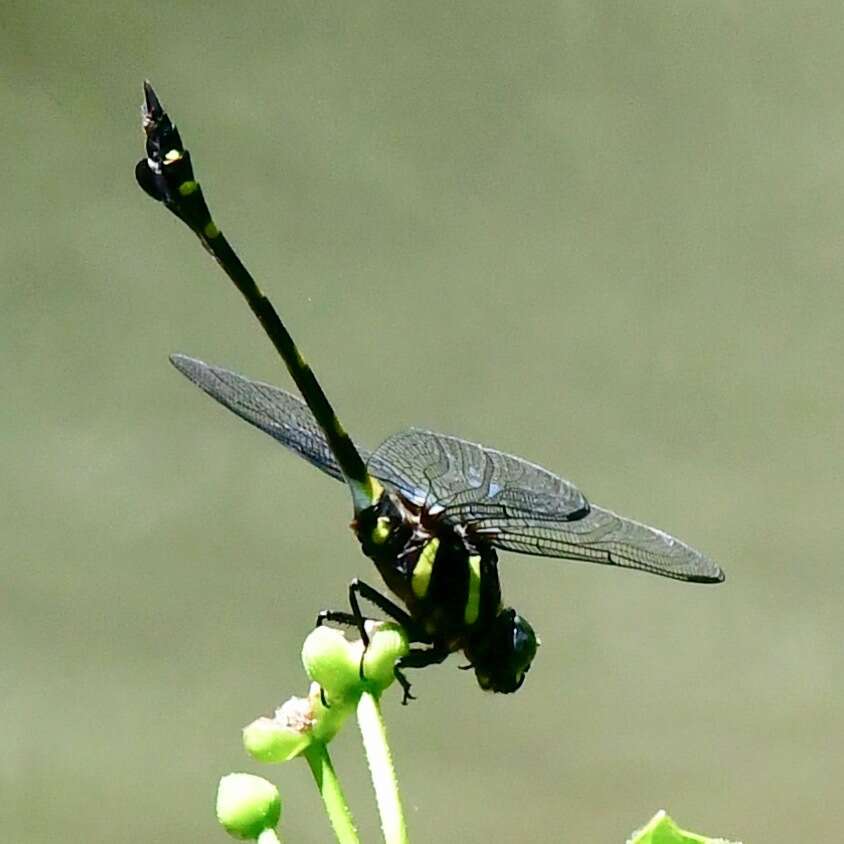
[231,623,410,843]
[215,624,740,843]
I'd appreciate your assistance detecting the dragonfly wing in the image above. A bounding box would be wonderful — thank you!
[367,428,721,583]
[367,428,589,520]
[170,355,364,482]
[469,504,724,583]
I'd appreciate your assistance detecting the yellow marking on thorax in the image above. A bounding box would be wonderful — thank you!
[412,537,439,599]
[370,516,391,545]
[464,554,482,626]
[367,476,384,501]
[178,179,199,196]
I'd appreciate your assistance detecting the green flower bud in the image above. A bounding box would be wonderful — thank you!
[243,709,311,763]
[302,626,360,701]
[216,773,281,840]
[361,622,410,693]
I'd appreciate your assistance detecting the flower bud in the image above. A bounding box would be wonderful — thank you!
[302,626,361,701]
[361,622,410,693]
[243,710,311,763]
[216,773,281,840]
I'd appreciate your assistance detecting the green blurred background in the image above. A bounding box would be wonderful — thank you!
[3,2,842,841]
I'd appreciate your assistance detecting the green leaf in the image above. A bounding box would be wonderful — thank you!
[628,810,741,844]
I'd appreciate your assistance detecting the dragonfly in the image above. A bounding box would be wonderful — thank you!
[137,83,724,702]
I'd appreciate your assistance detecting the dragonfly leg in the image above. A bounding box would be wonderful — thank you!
[315,578,419,638]
[348,578,425,643]
[347,578,435,684]
[395,646,450,705]
[317,579,432,692]
[394,668,415,704]
[315,609,363,629]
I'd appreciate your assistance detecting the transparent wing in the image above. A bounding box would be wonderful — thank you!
[469,503,724,583]
[367,428,589,520]
[170,362,723,584]
[169,354,367,482]
[367,428,722,583]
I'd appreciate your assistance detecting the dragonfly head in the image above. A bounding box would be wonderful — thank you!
[469,607,538,694]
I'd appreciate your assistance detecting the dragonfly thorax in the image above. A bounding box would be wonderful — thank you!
[355,493,503,633]
[353,490,538,692]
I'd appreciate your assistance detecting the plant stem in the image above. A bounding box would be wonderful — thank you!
[303,742,361,844]
[257,828,282,844]
[356,691,409,844]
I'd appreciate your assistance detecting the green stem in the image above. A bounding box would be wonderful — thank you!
[303,742,361,844]
[356,692,409,844]
[257,828,281,844]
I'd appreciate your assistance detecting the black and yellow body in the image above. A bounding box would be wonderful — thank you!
[354,490,537,695]
[357,494,501,644]
[139,83,722,704]
[136,82,380,514]
[137,82,537,699]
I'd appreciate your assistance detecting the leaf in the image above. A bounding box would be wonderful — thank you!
[628,810,741,844]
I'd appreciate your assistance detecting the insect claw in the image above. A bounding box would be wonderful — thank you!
[395,668,416,705]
